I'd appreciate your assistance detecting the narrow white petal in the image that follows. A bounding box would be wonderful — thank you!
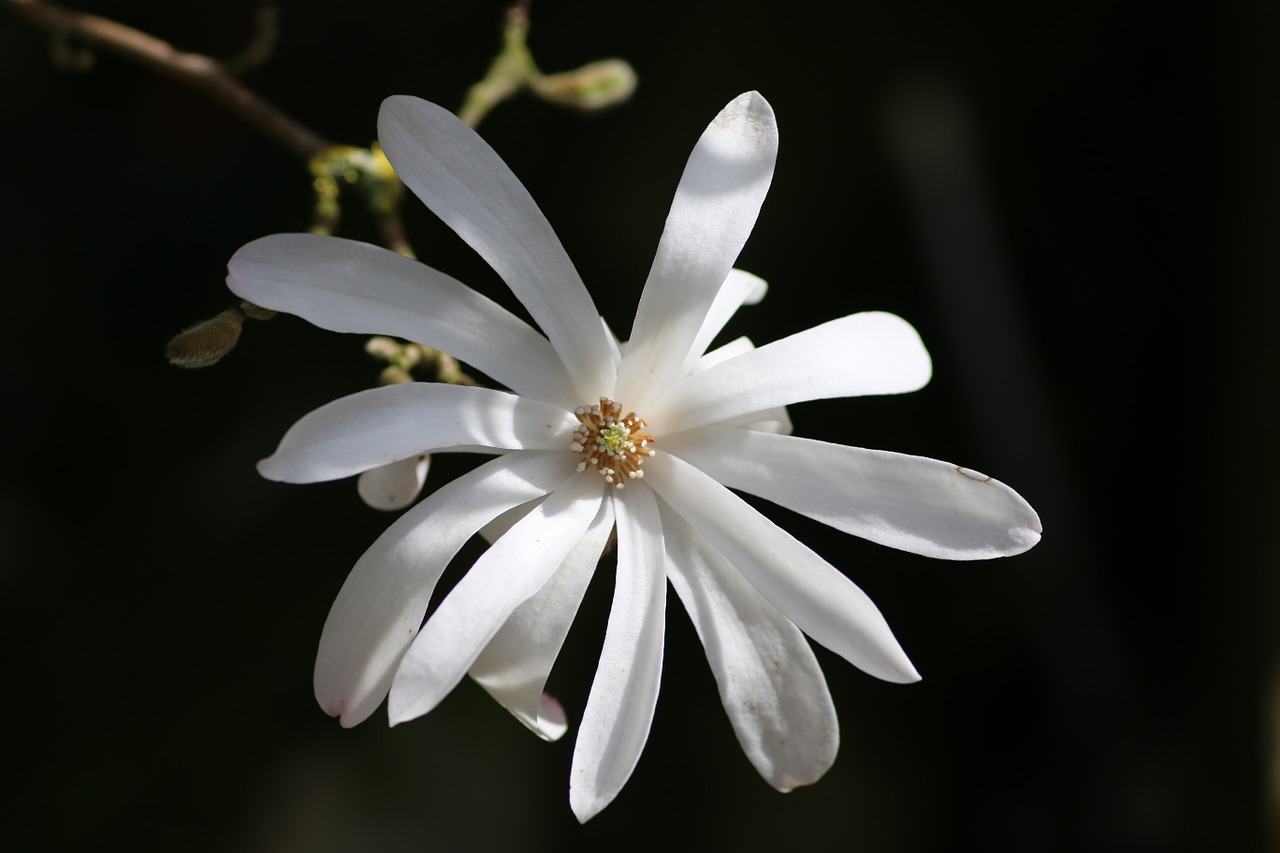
[388,474,605,725]
[258,383,577,484]
[662,505,837,791]
[378,96,615,399]
[315,450,574,727]
[657,312,932,432]
[695,337,793,435]
[688,269,769,360]
[570,486,667,823]
[600,316,623,369]
[665,427,1042,559]
[356,453,430,511]
[227,234,577,405]
[697,334,755,368]
[734,410,794,435]
[616,92,779,411]
[477,496,540,544]
[645,452,919,684]
[470,497,616,741]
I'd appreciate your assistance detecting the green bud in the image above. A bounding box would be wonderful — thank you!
[380,365,413,385]
[532,59,637,111]
[365,336,403,362]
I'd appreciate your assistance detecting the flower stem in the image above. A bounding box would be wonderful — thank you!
[457,2,539,128]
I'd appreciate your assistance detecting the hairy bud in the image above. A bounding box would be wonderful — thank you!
[166,307,244,369]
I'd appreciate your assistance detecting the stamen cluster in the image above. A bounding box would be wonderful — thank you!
[570,398,656,489]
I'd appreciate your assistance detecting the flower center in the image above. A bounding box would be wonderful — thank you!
[570,398,656,489]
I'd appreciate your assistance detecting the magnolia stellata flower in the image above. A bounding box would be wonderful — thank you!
[226,91,1041,822]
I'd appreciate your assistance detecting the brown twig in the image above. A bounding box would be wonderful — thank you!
[7,0,332,159]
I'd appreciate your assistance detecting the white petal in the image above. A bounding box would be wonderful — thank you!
[697,334,755,368]
[388,474,605,725]
[695,337,793,435]
[657,312,932,433]
[661,505,837,790]
[226,234,577,406]
[665,427,1042,559]
[477,496,540,544]
[645,452,919,684]
[737,412,793,435]
[315,450,574,727]
[470,497,616,741]
[688,269,769,360]
[600,316,623,369]
[570,485,667,823]
[615,92,779,411]
[356,454,430,511]
[258,383,577,483]
[378,96,615,400]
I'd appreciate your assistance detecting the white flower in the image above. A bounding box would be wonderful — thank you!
[227,91,1041,822]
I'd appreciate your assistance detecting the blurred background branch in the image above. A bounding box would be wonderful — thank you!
[7,0,333,159]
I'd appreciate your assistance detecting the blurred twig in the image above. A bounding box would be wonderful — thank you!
[223,1,280,77]
[6,0,332,159]
[459,1,636,128]
[10,0,633,370]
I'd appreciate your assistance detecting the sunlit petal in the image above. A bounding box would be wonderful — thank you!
[646,452,919,684]
[667,427,1041,558]
[695,337,793,435]
[570,485,666,823]
[259,383,577,483]
[379,96,616,399]
[470,496,616,741]
[616,92,778,411]
[688,269,768,360]
[662,505,837,790]
[658,312,931,431]
[315,450,575,727]
[388,474,605,725]
[357,453,430,511]
[227,233,576,405]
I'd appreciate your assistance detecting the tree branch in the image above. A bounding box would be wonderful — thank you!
[7,0,333,159]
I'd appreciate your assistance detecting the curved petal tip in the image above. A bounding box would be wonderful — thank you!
[315,694,364,730]
[716,91,778,154]
[255,454,285,482]
[570,787,608,825]
[885,654,922,685]
[533,693,569,742]
[1009,516,1043,553]
[730,90,774,123]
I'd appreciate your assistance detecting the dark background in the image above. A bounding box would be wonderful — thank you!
[4,1,1276,850]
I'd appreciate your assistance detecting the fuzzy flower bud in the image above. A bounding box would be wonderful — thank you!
[166,307,244,368]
